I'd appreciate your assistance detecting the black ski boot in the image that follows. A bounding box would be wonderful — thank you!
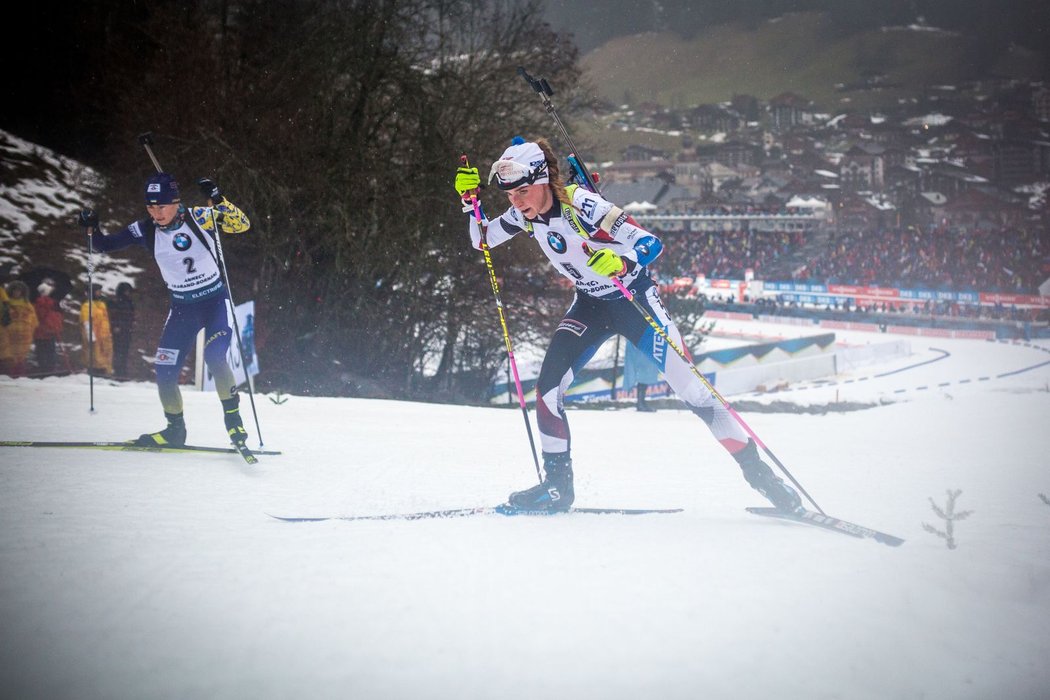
[734,439,802,513]
[221,395,248,447]
[135,412,187,447]
[508,452,575,512]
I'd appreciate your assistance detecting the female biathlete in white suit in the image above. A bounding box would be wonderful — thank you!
[455,138,801,513]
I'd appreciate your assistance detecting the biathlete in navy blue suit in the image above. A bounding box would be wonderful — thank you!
[77,173,251,448]
[455,138,802,513]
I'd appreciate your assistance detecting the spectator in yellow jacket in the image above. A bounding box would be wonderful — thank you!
[3,281,38,377]
[0,285,12,372]
[80,286,113,375]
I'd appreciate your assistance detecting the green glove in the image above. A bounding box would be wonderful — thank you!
[455,166,481,197]
[586,248,626,277]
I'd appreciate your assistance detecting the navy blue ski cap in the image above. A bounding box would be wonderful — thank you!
[145,172,181,205]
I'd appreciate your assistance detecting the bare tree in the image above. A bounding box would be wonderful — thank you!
[85,0,584,400]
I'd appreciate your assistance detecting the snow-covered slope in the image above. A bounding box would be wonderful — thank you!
[2,324,1049,699]
[0,128,141,291]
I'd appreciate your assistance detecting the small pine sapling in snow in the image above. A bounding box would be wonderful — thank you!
[922,489,973,550]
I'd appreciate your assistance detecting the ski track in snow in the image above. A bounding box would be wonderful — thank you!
[1,321,1049,700]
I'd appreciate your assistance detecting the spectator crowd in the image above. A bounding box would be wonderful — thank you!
[799,225,1044,293]
[648,222,1044,296]
[0,274,132,379]
[651,229,804,282]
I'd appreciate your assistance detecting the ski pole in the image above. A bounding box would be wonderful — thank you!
[206,203,265,447]
[87,235,95,413]
[518,68,823,513]
[138,131,163,172]
[461,155,542,483]
[137,132,265,447]
[518,67,600,194]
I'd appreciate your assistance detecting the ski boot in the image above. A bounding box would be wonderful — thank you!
[734,439,802,513]
[636,385,655,412]
[135,412,187,447]
[222,395,248,447]
[508,452,575,512]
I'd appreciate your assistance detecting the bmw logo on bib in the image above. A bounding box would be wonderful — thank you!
[547,231,567,254]
[173,232,192,251]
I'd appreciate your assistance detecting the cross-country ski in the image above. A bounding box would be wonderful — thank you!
[0,440,280,457]
[268,504,684,522]
[746,506,905,547]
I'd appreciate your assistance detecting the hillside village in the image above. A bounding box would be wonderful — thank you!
[589,78,1049,303]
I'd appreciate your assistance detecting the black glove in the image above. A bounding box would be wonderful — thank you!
[77,208,99,229]
[197,178,222,203]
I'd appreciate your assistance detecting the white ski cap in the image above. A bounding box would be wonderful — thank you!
[488,140,549,190]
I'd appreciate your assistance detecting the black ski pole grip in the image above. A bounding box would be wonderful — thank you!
[518,66,541,93]
[138,132,163,172]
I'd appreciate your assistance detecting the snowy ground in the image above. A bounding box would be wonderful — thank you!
[2,323,1049,700]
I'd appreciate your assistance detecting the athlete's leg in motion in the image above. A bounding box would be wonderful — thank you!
[623,287,801,511]
[624,287,749,451]
[200,297,235,399]
[137,304,201,446]
[533,297,615,455]
[201,297,247,445]
[509,295,614,511]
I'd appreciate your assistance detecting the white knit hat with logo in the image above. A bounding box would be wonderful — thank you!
[488,139,549,190]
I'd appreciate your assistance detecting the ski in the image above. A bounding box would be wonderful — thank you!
[268,504,683,522]
[0,440,281,457]
[232,442,259,465]
[746,507,904,547]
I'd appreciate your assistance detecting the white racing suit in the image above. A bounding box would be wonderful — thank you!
[470,186,751,458]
